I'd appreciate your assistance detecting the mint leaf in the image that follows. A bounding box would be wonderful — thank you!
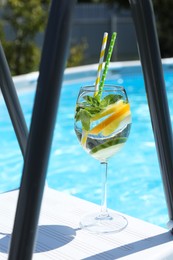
[85,106,102,115]
[75,105,82,121]
[78,109,91,131]
[83,95,100,107]
[101,94,122,107]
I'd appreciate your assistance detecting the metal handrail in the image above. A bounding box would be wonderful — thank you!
[7,0,76,259]
[0,43,28,157]
[129,0,173,231]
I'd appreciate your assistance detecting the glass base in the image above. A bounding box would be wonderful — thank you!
[79,211,128,234]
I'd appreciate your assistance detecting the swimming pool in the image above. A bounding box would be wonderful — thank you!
[1,60,173,228]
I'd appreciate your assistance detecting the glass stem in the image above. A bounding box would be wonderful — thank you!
[100,161,109,217]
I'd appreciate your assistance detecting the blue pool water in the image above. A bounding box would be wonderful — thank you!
[1,61,173,228]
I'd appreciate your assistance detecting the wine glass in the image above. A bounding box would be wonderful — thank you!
[74,84,131,234]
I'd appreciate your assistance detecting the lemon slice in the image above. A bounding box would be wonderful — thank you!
[102,111,131,136]
[81,130,88,147]
[91,100,124,121]
[89,103,130,135]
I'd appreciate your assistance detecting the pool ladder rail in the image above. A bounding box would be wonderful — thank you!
[0,0,76,260]
[130,0,173,230]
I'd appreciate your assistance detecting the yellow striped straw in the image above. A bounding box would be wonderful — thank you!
[95,32,108,93]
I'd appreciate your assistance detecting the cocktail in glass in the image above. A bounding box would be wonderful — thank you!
[74,84,131,234]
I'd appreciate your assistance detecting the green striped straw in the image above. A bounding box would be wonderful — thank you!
[98,32,117,99]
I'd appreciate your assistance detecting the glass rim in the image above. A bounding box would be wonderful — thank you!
[80,84,125,92]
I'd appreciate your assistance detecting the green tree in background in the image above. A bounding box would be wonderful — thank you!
[1,0,172,75]
[0,0,50,75]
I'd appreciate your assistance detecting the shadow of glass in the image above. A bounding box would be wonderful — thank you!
[0,224,76,254]
[34,224,76,253]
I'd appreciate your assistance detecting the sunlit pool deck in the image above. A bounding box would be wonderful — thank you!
[0,187,173,259]
[1,59,173,259]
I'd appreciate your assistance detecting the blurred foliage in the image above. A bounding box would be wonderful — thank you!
[0,0,50,75]
[0,0,172,76]
[67,40,88,67]
[0,0,88,75]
